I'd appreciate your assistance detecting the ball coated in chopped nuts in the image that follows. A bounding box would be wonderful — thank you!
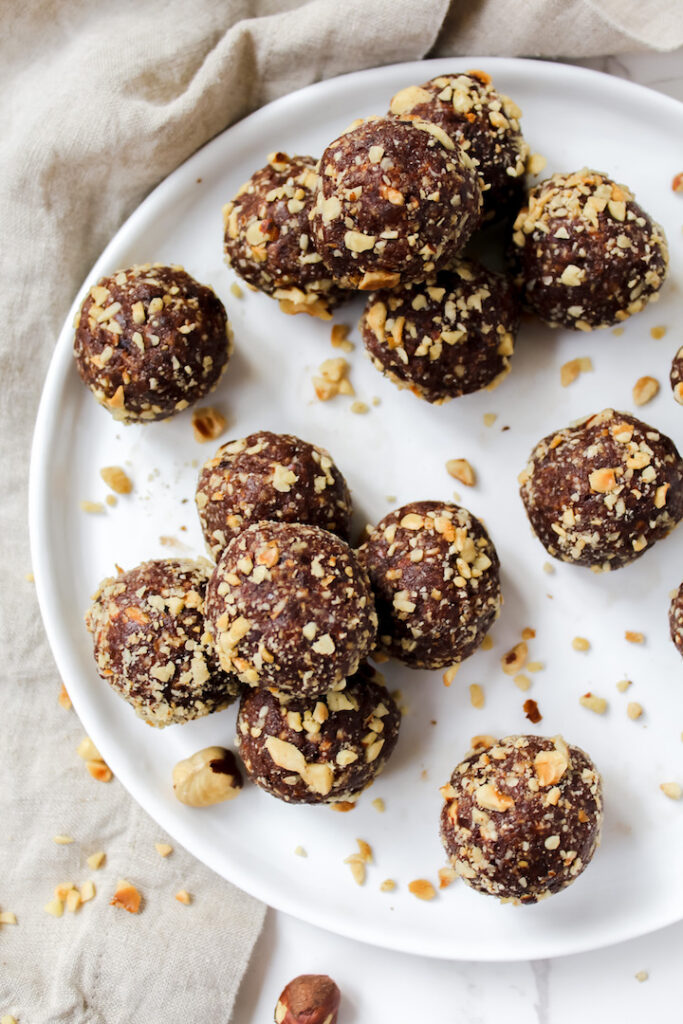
[73,264,232,422]
[440,734,603,903]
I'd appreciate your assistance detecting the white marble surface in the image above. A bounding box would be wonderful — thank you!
[233,47,683,1024]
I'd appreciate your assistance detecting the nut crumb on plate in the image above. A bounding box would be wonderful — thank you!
[632,375,659,406]
[660,782,682,800]
[408,878,436,901]
[580,693,608,714]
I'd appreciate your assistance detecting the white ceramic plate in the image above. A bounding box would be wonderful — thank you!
[30,58,683,961]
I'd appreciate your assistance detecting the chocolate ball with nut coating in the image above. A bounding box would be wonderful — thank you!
[205,521,377,696]
[237,665,400,804]
[389,70,529,221]
[358,500,501,669]
[223,152,349,319]
[511,169,668,330]
[196,430,352,558]
[85,559,240,727]
[440,734,603,904]
[519,409,683,571]
[73,263,232,422]
[670,583,683,658]
[670,345,683,405]
[310,115,481,291]
[360,258,518,403]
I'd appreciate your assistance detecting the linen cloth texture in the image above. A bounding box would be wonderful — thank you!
[0,1,678,1022]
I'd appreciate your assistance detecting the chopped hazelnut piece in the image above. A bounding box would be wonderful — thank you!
[155,843,173,858]
[344,856,366,886]
[80,881,96,903]
[579,693,608,714]
[627,702,643,720]
[330,323,354,352]
[58,683,72,710]
[53,835,74,845]
[99,466,132,494]
[76,736,102,761]
[408,879,436,901]
[355,839,373,864]
[79,500,105,515]
[446,458,476,487]
[480,634,493,651]
[437,866,457,889]
[560,356,593,387]
[293,846,307,858]
[673,173,683,193]
[632,376,659,406]
[635,970,649,983]
[192,406,227,443]
[0,911,17,925]
[175,890,192,905]
[483,412,497,427]
[230,282,243,298]
[87,851,105,870]
[514,673,531,691]
[660,782,682,800]
[371,797,385,813]
[110,879,141,913]
[527,152,547,176]
[65,889,82,913]
[87,760,113,783]
[350,400,369,414]
[501,641,528,675]
[469,683,485,709]
[380,878,396,892]
[442,664,460,687]
[572,636,590,652]
[650,325,666,340]
[44,898,64,918]
[616,679,632,693]
[542,561,554,575]
[625,631,645,644]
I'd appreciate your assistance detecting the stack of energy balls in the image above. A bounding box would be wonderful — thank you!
[72,67,683,908]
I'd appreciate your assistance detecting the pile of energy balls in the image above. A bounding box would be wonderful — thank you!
[73,70,683,907]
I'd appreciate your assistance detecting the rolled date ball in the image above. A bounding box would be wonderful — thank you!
[440,734,603,904]
[519,408,683,571]
[511,169,668,330]
[85,559,240,727]
[389,70,529,221]
[310,115,481,291]
[205,522,377,696]
[360,258,518,403]
[73,264,232,422]
[671,345,683,405]
[670,583,683,658]
[196,431,352,558]
[237,665,400,804]
[223,152,348,319]
[358,500,501,669]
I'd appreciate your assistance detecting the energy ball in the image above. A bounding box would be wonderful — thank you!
[74,263,232,422]
[519,408,683,571]
[237,665,400,804]
[511,169,668,330]
[196,431,353,558]
[671,345,683,404]
[310,115,481,291]
[358,500,501,669]
[223,152,348,319]
[389,70,529,221]
[359,258,518,403]
[205,522,377,696]
[670,583,683,658]
[440,734,603,904]
[86,559,240,727]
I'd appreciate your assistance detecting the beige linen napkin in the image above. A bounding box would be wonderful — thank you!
[1,1,679,1022]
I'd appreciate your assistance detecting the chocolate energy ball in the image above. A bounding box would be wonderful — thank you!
[73,264,232,422]
[359,258,518,403]
[440,734,603,904]
[310,115,481,291]
[358,500,501,669]
[85,559,240,727]
[519,408,683,571]
[511,169,668,330]
[389,70,529,221]
[237,665,400,804]
[196,431,353,558]
[671,345,683,405]
[223,152,348,319]
[670,583,683,658]
[205,522,377,696]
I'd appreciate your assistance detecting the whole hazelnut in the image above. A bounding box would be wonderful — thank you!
[274,974,340,1024]
[172,746,243,807]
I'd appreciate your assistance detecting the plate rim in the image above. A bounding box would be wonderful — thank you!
[28,55,683,962]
